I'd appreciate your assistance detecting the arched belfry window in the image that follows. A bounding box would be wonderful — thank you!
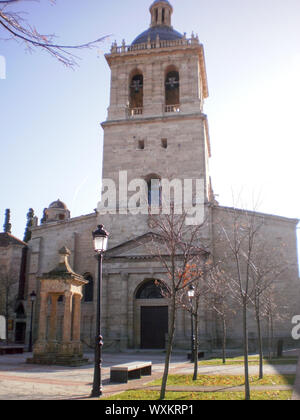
[165,69,180,112]
[129,72,143,115]
[83,273,94,303]
[136,280,169,299]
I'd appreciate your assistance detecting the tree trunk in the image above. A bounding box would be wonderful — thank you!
[271,313,274,359]
[193,312,199,381]
[222,317,227,364]
[243,301,250,400]
[255,299,263,379]
[268,315,272,360]
[160,294,176,400]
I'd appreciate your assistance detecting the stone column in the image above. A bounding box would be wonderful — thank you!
[62,291,73,344]
[165,9,171,26]
[157,6,162,25]
[49,294,59,342]
[72,294,82,342]
[37,291,48,342]
[121,272,129,350]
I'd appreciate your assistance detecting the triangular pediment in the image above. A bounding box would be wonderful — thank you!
[105,232,166,259]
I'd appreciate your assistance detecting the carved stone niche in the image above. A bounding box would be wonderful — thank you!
[27,247,89,367]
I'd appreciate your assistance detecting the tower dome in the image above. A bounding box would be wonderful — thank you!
[49,199,68,210]
[132,0,183,45]
[43,199,70,224]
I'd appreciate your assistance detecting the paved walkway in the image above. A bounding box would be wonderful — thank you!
[0,350,299,400]
[0,352,187,400]
[179,364,297,376]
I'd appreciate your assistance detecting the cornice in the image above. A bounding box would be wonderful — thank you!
[102,112,207,128]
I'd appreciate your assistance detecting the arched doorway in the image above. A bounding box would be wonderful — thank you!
[135,280,169,349]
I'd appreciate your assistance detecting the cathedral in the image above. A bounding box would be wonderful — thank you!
[5,0,298,352]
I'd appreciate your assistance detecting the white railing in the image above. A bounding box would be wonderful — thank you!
[128,107,143,117]
[164,104,180,113]
[110,35,199,55]
[126,106,181,118]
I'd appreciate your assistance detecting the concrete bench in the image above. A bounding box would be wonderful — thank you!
[0,346,24,355]
[187,352,205,361]
[110,361,152,384]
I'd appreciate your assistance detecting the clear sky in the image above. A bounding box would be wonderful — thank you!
[0,0,299,257]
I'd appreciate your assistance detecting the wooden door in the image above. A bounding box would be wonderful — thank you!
[141,306,168,349]
[15,322,26,344]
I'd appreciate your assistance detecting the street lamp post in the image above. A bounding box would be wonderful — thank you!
[28,291,36,353]
[91,225,109,398]
[188,285,195,363]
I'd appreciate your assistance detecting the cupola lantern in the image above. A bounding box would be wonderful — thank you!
[150,0,173,28]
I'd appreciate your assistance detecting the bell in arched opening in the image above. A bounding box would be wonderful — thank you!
[165,69,180,112]
[129,73,144,116]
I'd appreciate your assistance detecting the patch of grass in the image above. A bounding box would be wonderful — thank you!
[149,374,295,387]
[103,390,292,401]
[199,356,298,366]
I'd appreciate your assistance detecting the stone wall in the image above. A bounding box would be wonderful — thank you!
[211,205,300,349]
[0,236,27,343]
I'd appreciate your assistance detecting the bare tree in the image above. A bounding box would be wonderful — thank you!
[178,261,210,380]
[216,206,264,401]
[206,267,236,365]
[147,205,209,400]
[0,0,108,67]
[248,242,288,378]
[215,196,295,399]
[261,286,288,360]
[263,287,276,360]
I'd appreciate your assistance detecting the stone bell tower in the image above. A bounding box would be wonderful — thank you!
[99,0,213,246]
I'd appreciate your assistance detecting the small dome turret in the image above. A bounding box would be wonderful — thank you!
[43,199,70,224]
[49,199,68,210]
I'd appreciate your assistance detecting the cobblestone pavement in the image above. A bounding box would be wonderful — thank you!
[0,350,298,400]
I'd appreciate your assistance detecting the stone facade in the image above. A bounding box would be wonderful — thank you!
[10,0,300,353]
[0,233,28,343]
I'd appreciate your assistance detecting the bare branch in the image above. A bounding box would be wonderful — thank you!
[0,0,109,67]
